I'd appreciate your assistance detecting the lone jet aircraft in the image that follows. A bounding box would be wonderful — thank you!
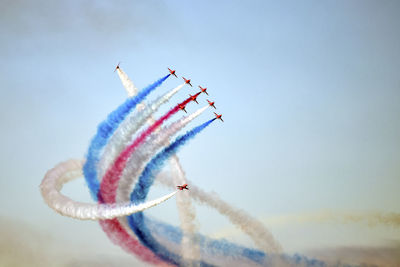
[177,184,189,190]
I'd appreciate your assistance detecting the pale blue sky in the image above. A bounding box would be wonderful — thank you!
[0,0,399,264]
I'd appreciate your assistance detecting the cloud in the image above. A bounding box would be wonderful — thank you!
[0,0,177,54]
[307,242,400,267]
[0,217,150,267]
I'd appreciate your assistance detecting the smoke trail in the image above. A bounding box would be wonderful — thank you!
[155,173,282,254]
[127,119,216,266]
[170,155,201,266]
[40,159,178,220]
[83,74,170,200]
[97,219,163,265]
[97,83,186,180]
[116,67,138,97]
[116,105,210,204]
[99,94,199,203]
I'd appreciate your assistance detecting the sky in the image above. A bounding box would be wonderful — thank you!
[0,0,399,266]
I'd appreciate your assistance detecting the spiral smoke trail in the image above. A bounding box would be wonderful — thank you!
[41,66,333,267]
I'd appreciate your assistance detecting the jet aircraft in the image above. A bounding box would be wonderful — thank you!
[182,77,193,87]
[189,94,199,104]
[199,86,209,95]
[179,103,187,113]
[114,62,121,72]
[168,68,177,78]
[177,184,189,190]
[214,112,224,122]
[207,99,216,109]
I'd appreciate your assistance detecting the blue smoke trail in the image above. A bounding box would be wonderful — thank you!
[83,74,170,200]
[127,117,327,266]
[128,119,216,266]
[145,217,326,267]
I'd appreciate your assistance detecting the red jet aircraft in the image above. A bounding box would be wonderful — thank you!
[199,86,209,95]
[214,112,224,122]
[114,62,121,72]
[207,99,216,109]
[179,103,187,113]
[189,94,199,104]
[168,68,177,78]
[177,184,189,190]
[182,77,193,87]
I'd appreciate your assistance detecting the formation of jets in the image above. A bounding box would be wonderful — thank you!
[167,67,225,193]
[115,64,225,193]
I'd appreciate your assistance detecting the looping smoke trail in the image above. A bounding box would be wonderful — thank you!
[83,74,170,200]
[128,119,216,266]
[40,159,178,220]
[41,67,330,267]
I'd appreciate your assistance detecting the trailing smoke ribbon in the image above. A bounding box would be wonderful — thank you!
[41,69,326,267]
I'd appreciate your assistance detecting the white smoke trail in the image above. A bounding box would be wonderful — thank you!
[40,159,177,220]
[169,156,201,266]
[97,83,185,179]
[116,67,138,97]
[155,173,283,254]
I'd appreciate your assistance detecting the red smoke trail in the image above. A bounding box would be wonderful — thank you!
[99,219,163,264]
[97,94,198,264]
